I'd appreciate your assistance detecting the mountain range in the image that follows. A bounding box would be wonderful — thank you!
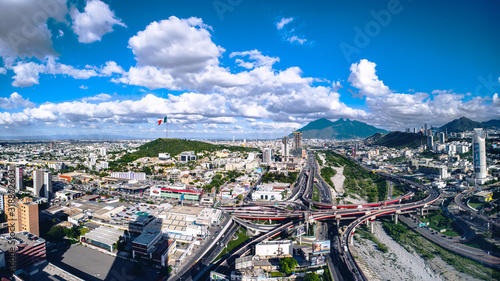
[295,118,388,140]
[438,117,500,133]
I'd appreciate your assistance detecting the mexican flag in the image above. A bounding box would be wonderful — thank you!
[158,116,167,125]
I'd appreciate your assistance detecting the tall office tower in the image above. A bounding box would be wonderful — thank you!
[413,128,417,133]
[15,166,23,191]
[439,132,446,144]
[281,136,289,161]
[32,170,52,198]
[473,128,487,180]
[293,131,302,150]
[424,124,427,136]
[427,136,433,149]
[100,147,107,156]
[262,148,272,164]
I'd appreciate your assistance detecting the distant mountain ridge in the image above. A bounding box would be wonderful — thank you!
[439,117,492,133]
[295,118,388,140]
[365,131,427,149]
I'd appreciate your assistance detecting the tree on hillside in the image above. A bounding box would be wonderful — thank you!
[304,272,321,281]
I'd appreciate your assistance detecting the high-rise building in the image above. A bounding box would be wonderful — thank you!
[293,131,302,150]
[439,132,446,144]
[427,136,433,149]
[281,136,289,161]
[473,128,487,180]
[15,166,23,191]
[5,197,39,236]
[424,124,427,136]
[262,148,272,164]
[32,170,52,199]
[100,147,107,156]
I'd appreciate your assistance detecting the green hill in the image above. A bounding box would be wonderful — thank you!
[366,131,427,149]
[116,138,258,163]
[296,118,388,139]
[439,117,491,132]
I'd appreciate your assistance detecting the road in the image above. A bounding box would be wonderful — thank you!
[400,214,500,267]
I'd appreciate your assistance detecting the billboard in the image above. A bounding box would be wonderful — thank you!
[312,240,331,253]
[310,255,326,266]
[296,225,305,237]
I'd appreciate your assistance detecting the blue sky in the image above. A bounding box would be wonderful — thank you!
[0,0,499,139]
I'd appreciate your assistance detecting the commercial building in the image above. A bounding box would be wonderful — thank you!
[473,128,487,181]
[255,240,292,258]
[0,232,46,271]
[475,191,493,202]
[132,229,176,267]
[281,136,289,162]
[110,171,146,181]
[150,185,203,201]
[32,169,52,199]
[179,151,197,163]
[262,148,272,164]
[293,131,302,150]
[15,166,23,191]
[80,226,124,253]
[6,197,40,236]
[440,132,446,144]
[418,164,449,179]
[427,136,433,149]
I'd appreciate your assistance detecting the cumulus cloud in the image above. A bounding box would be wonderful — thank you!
[288,35,307,45]
[0,67,6,74]
[100,61,125,76]
[229,50,279,69]
[348,59,391,97]
[0,0,68,64]
[70,0,126,43]
[0,93,34,109]
[347,59,500,129]
[276,17,293,30]
[11,62,45,87]
[10,57,100,87]
[128,16,224,72]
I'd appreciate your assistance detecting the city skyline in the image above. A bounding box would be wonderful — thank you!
[0,0,499,139]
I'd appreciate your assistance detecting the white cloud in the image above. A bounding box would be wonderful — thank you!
[348,59,391,97]
[70,0,126,43]
[288,35,307,45]
[100,61,124,76]
[0,0,68,64]
[0,93,34,109]
[82,93,111,102]
[276,17,293,30]
[229,50,279,69]
[80,85,88,89]
[0,67,6,74]
[57,30,64,38]
[10,57,100,87]
[11,62,45,87]
[128,16,224,73]
[275,17,308,45]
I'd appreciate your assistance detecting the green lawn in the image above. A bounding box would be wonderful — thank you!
[419,210,461,237]
[270,272,283,277]
[312,185,320,202]
[468,202,484,209]
[215,227,250,260]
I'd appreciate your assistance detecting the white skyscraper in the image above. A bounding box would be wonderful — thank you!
[262,148,272,164]
[473,128,487,180]
[439,132,445,144]
[32,170,52,198]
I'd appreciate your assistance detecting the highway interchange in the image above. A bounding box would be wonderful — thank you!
[171,150,499,281]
